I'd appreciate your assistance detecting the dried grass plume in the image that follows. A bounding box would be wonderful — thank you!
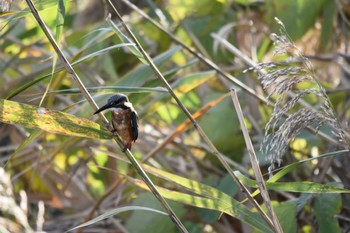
[248,18,348,171]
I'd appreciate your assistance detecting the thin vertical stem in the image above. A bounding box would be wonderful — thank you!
[230,89,283,233]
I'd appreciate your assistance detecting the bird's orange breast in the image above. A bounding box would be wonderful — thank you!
[111,109,135,150]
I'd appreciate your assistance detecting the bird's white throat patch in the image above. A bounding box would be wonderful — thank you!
[110,107,123,112]
[108,102,133,112]
[124,102,133,108]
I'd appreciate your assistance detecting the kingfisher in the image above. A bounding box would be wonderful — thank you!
[94,94,138,151]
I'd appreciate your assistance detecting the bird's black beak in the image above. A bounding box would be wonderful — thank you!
[94,103,112,115]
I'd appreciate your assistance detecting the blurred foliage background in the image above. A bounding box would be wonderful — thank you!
[1,0,350,232]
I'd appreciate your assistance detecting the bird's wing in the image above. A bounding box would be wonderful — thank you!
[131,111,138,141]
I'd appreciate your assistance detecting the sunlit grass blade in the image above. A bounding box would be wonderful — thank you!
[24,87,168,103]
[242,150,350,200]
[267,181,350,193]
[269,150,349,182]
[234,171,350,193]
[46,86,168,95]
[0,99,110,139]
[132,178,273,233]
[141,163,234,204]
[172,71,215,95]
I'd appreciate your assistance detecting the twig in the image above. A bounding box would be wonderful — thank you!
[107,0,275,230]
[230,89,283,233]
[24,1,186,232]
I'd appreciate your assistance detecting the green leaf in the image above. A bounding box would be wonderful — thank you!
[235,171,350,193]
[199,94,243,156]
[267,0,328,40]
[270,150,348,182]
[45,86,168,95]
[234,0,261,5]
[68,206,167,232]
[198,175,239,224]
[0,99,110,139]
[273,201,297,233]
[244,150,349,199]
[126,193,185,233]
[320,0,336,52]
[267,181,350,193]
[143,164,234,204]
[167,0,226,19]
[172,71,215,95]
[314,193,342,233]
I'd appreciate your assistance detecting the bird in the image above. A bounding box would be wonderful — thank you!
[94,94,138,151]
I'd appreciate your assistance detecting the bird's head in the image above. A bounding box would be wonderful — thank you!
[94,94,133,114]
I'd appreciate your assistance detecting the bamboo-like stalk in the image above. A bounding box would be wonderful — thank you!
[230,89,283,233]
[24,1,187,232]
[106,0,275,230]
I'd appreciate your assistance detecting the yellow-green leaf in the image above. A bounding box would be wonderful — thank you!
[132,179,273,233]
[235,171,350,194]
[173,71,216,95]
[0,99,110,139]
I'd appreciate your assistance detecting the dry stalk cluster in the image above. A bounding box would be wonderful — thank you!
[248,19,348,171]
[0,167,35,232]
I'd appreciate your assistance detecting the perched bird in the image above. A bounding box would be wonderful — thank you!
[94,94,138,151]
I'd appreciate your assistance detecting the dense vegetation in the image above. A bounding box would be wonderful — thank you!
[1,0,350,232]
